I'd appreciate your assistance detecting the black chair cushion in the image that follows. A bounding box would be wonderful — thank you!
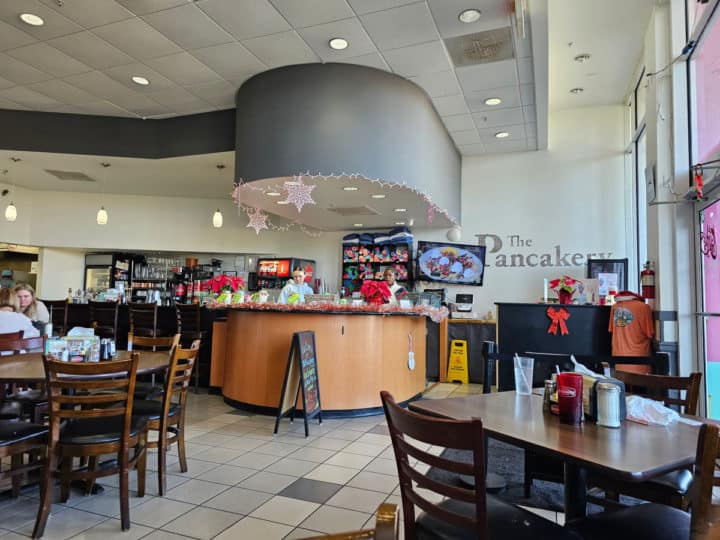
[416,496,581,540]
[0,420,47,446]
[60,415,147,445]
[132,399,179,421]
[0,400,23,420]
[567,503,689,540]
[648,469,693,495]
[133,381,163,400]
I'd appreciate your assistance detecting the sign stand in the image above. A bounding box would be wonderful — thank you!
[447,339,469,384]
[274,331,322,437]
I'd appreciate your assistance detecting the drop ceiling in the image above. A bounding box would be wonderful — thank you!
[0,0,546,157]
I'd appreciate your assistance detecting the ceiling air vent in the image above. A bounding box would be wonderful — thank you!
[44,169,97,182]
[327,206,379,216]
[444,27,515,67]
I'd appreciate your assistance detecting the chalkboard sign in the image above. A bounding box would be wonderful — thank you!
[274,331,322,437]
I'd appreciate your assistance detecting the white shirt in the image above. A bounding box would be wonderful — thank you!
[278,281,314,304]
[0,311,41,338]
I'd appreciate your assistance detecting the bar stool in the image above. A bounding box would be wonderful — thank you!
[176,304,207,391]
[39,299,69,336]
[128,302,160,337]
[89,300,119,339]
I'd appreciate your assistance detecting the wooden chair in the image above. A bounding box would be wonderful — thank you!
[300,503,399,539]
[569,422,720,540]
[176,304,207,391]
[33,355,148,536]
[588,370,703,510]
[132,340,199,496]
[0,335,48,423]
[128,333,179,399]
[88,300,119,339]
[39,300,69,336]
[128,303,160,337]
[0,331,25,420]
[380,391,578,540]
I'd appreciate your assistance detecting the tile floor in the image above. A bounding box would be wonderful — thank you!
[0,383,564,539]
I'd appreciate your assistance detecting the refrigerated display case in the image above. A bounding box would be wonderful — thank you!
[255,258,315,290]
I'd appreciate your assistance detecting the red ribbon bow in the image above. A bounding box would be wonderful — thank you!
[547,307,570,336]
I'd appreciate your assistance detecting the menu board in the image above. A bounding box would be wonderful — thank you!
[274,331,322,437]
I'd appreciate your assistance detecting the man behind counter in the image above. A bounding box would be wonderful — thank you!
[278,267,314,305]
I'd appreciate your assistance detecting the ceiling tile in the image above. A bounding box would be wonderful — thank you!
[186,79,236,107]
[6,43,92,78]
[482,139,528,153]
[93,18,183,60]
[48,31,136,70]
[457,143,485,155]
[360,3,438,51]
[146,52,223,86]
[0,96,27,109]
[270,0,354,28]
[472,107,524,129]
[103,62,179,91]
[110,93,172,117]
[451,130,481,145]
[455,59,518,92]
[298,18,376,61]
[40,0,134,28]
[0,86,62,109]
[0,53,53,85]
[426,0,511,39]
[518,56,533,84]
[522,105,536,124]
[513,23,532,58]
[465,84,521,112]
[383,40,452,77]
[74,99,137,116]
[476,123,526,142]
[190,42,266,81]
[442,113,475,132]
[525,122,537,140]
[27,79,99,105]
[432,94,468,116]
[346,0,419,15]
[116,0,188,15]
[144,85,205,106]
[169,100,217,115]
[408,70,461,98]
[242,31,319,68]
[520,83,534,105]
[334,52,390,71]
[0,76,15,90]
[197,0,290,40]
[0,19,36,52]
[0,0,83,40]
[143,3,234,50]
[63,70,141,100]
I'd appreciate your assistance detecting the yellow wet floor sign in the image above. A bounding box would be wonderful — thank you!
[447,339,469,384]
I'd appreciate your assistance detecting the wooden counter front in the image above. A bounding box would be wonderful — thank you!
[213,310,426,414]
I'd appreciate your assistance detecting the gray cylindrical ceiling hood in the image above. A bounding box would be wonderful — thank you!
[234,63,461,221]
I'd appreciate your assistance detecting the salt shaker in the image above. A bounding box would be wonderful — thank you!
[596,382,621,428]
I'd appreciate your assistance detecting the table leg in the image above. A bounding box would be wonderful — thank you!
[563,462,587,521]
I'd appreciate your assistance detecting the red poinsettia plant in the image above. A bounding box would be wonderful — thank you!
[360,279,391,305]
[204,274,245,293]
[549,275,579,304]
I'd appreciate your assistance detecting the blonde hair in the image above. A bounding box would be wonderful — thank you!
[14,283,38,319]
[0,288,19,311]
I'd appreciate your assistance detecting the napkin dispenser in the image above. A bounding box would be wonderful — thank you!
[581,375,626,421]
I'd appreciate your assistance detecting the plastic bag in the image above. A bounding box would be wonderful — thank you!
[570,354,606,378]
[625,395,679,425]
[67,327,95,337]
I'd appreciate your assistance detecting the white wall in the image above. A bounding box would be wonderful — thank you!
[37,247,85,299]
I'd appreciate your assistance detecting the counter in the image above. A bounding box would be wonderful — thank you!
[210,306,428,417]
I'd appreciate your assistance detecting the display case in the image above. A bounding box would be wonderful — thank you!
[341,228,413,293]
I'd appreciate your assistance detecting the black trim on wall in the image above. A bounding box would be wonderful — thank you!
[0,108,235,158]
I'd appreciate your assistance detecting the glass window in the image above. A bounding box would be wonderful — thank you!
[635,69,647,129]
[690,8,720,163]
[700,200,720,418]
[635,128,648,279]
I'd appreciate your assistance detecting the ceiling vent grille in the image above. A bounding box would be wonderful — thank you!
[444,27,515,67]
[44,169,97,182]
[327,206,379,216]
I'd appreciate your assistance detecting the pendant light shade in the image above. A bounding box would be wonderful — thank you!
[212,209,223,228]
[4,202,17,222]
[96,206,108,225]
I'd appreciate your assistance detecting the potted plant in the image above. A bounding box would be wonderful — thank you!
[549,275,579,304]
[360,279,391,305]
[205,274,245,304]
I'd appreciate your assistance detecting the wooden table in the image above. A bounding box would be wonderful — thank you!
[409,391,701,520]
[0,351,170,383]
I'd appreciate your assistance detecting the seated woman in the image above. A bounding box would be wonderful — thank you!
[0,288,40,338]
[278,267,314,305]
[14,283,49,331]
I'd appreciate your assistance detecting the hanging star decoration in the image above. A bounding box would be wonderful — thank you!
[280,175,316,212]
[246,207,268,235]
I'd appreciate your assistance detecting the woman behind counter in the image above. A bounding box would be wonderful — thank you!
[383,268,407,306]
[278,267,314,305]
[14,283,50,326]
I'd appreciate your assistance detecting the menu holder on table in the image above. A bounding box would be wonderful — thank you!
[45,336,100,362]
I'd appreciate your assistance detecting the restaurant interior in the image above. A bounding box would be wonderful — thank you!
[1,0,720,538]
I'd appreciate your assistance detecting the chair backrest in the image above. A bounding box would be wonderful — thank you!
[88,300,119,337]
[0,333,46,354]
[614,370,702,415]
[40,300,69,334]
[160,340,200,422]
[128,303,158,336]
[128,332,179,353]
[301,503,399,539]
[380,391,487,539]
[43,354,139,453]
[689,423,720,539]
[175,304,201,335]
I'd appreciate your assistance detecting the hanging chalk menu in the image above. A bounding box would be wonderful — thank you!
[274,331,322,437]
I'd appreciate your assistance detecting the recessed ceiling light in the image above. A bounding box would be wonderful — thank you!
[19,13,44,26]
[395,221,406,226]
[343,186,358,191]
[394,208,407,213]
[353,223,363,227]
[458,9,481,23]
[266,191,281,196]
[371,194,386,199]
[484,97,502,106]
[277,200,290,205]
[569,87,584,94]
[329,38,348,50]
[132,76,150,86]
[574,53,591,63]
[495,131,510,139]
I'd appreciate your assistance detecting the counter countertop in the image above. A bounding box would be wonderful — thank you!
[207,302,449,320]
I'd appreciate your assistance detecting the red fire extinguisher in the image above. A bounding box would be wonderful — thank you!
[641,261,655,300]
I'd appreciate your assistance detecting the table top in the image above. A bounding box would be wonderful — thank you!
[409,391,700,482]
[0,351,170,383]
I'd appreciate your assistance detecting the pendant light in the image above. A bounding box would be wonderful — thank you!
[97,162,110,225]
[212,164,225,228]
[4,157,20,222]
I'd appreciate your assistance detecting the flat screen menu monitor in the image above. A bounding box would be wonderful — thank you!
[416,241,486,286]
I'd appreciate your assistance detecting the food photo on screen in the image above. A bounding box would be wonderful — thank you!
[416,241,487,285]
